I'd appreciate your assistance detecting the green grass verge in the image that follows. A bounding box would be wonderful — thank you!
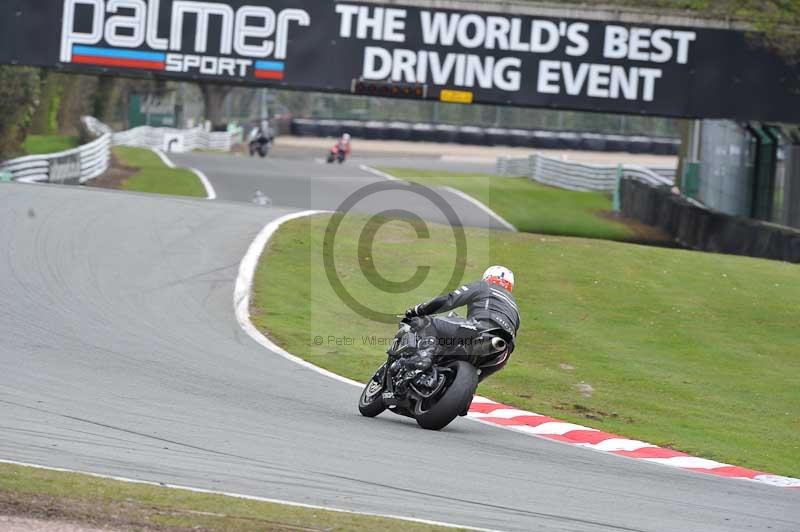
[0,462,462,531]
[253,214,800,478]
[378,168,633,241]
[114,146,206,198]
[23,134,80,155]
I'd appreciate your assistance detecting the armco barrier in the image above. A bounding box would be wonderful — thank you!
[2,117,238,185]
[106,125,239,152]
[0,130,111,184]
[497,153,674,192]
[620,178,800,263]
[83,115,240,153]
[289,119,680,155]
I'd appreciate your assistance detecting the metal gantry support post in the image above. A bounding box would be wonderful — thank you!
[780,128,800,229]
[680,119,702,199]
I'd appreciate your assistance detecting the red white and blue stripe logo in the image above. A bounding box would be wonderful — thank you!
[72,46,166,71]
[255,61,285,80]
[69,46,287,81]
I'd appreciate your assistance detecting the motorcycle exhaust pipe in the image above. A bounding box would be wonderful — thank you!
[471,336,507,357]
[491,337,507,352]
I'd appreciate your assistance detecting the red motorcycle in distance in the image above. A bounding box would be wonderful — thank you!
[327,134,351,164]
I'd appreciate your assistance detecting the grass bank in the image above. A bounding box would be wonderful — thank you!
[253,214,800,478]
[23,134,80,155]
[114,147,206,197]
[378,168,634,241]
[0,462,462,532]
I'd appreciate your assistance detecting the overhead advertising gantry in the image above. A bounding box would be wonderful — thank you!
[0,0,798,122]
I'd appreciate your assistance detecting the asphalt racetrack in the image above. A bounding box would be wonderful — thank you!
[169,147,508,230]
[1,149,798,531]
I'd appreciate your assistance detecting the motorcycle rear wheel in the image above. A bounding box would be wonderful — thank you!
[415,361,477,431]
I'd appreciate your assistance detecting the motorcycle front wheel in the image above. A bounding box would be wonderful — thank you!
[415,361,477,431]
[358,370,387,418]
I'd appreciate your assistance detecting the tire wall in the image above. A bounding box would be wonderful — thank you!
[620,178,800,263]
[289,119,680,155]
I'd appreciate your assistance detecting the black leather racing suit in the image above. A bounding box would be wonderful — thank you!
[413,280,521,379]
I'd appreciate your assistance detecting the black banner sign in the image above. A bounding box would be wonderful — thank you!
[2,0,799,122]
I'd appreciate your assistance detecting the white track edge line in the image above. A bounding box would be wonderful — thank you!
[234,210,361,388]
[359,164,401,181]
[0,459,500,532]
[190,167,217,200]
[357,165,516,232]
[150,148,176,169]
[442,186,517,232]
[151,148,217,200]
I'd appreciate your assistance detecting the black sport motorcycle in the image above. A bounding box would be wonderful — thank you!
[358,315,509,430]
[249,135,272,158]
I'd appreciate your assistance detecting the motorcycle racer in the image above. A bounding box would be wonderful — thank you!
[404,266,520,381]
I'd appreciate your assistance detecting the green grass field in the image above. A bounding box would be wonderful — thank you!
[379,168,634,241]
[114,146,206,198]
[23,134,80,155]
[253,214,800,478]
[0,463,459,531]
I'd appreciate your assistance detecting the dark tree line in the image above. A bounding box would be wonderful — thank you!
[0,66,231,160]
[0,68,135,160]
[0,67,40,159]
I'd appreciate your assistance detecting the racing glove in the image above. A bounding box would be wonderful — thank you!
[405,304,423,319]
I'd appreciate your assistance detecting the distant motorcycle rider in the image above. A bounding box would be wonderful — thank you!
[337,133,352,158]
[404,266,520,381]
[248,120,274,157]
[249,120,272,143]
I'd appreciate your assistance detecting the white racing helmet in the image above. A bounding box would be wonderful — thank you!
[482,265,514,292]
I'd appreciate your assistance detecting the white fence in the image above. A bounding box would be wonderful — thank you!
[0,130,111,184]
[497,153,675,191]
[111,125,239,152]
[113,126,239,152]
[83,116,241,153]
[1,117,239,184]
